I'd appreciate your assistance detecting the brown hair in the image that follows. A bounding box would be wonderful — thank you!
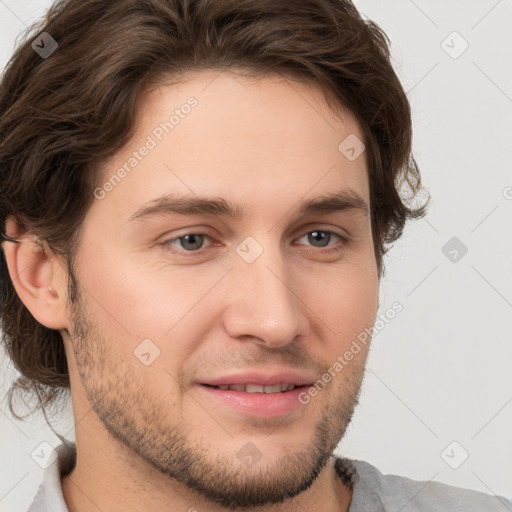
[0,0,428,419]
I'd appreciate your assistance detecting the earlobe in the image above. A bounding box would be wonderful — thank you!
[2,217,69,330]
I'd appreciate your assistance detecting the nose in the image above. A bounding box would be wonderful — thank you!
[221,243,310,348]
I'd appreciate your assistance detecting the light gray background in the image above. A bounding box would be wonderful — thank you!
[1,0,511,510]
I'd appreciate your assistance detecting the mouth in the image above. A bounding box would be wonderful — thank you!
[201,382,303,393]
[197,383,312,417]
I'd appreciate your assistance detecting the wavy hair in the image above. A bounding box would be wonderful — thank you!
[0,0,429,419]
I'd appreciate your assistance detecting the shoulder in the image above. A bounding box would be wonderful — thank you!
[27,440,76,512]
[334,457,512,512]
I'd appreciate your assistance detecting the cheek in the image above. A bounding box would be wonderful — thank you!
[304,265,378,347]
[76,243,226,360]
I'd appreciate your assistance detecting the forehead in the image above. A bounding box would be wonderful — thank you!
[92,70,369,223]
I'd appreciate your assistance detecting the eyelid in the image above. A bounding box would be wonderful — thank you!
[292,230,348,256]
[164,232,215,250]
[160,226,216,243]
[293,230,346,244]
[290,222,350,242]
[162,226,349,256]
[162,224,348,242]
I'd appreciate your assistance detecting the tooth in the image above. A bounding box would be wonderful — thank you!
[229,384,246,392]
[218,383,297,393]
[245,384,265,393]
[263,384,282,394]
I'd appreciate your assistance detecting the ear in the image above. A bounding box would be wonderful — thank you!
[2,217,70,330]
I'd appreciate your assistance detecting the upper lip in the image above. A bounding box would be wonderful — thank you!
[198,370,316,387]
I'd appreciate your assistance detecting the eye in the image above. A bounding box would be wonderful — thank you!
[162,229,348,257]
[295,230,347,250]
[166,233,212,252]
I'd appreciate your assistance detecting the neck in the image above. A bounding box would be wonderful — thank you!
[61,440,353,512]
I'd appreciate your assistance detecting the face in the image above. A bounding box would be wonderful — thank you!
[64,70,379,509]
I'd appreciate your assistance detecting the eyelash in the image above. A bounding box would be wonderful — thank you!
[161,229,349,257]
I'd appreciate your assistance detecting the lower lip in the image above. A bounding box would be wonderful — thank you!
[196,384,310,417]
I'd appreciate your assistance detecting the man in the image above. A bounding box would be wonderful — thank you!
[0,0,509,511]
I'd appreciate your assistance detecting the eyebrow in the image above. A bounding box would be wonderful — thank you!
[128,190,369,223]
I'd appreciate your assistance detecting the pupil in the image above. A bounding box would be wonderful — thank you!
[181,234,203,250]
[308,231,329,247]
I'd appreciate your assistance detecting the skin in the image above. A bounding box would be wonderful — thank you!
[4,70,379,511]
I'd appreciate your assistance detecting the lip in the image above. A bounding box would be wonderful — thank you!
[198,370,317,387]
[195,370,316,418]
[196,383,311,417]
